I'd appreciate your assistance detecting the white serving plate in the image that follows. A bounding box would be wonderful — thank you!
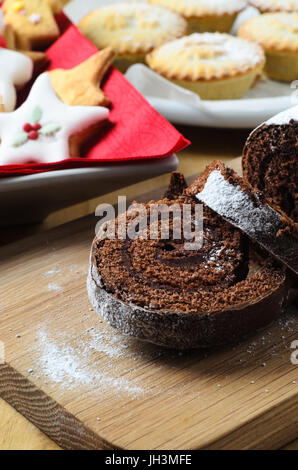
[66,0,296,129]
[0,155,178,226]
[144,94,294,130]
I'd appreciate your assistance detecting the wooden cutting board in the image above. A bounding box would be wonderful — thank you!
[0,158,297,450]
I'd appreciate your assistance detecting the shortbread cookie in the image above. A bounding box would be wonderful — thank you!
[78,2,187,72]
[48,48,115,107]
[238,13,298,81]
[2,0,61,50]
[148,0,247,33]
[146,33,265,100]
[47,0,69,14]
[0,73,109,165]
[250,0,298,13]
[0,47,33,111]
[3,22,46,65]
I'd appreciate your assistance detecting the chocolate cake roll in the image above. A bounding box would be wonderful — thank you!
[242,105,298,224]
[88,172,288,349]
[192,161,298,276]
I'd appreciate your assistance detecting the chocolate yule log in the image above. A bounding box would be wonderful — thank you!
[88,172,288,349]
[242,105,297,224]
[193,161,298,276]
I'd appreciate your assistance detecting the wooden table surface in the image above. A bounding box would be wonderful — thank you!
[0,125,297,450]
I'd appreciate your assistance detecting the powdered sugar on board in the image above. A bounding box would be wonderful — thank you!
[34,318,168,398]
[31,306,298,400]
[10,254,296,401]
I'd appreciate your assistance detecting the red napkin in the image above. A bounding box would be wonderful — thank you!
[0,35,6,47]
[0,14,189,177]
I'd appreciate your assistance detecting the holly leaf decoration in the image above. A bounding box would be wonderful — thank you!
[30,106,42,124]
[39,123,61,136]
[12,132,29,147]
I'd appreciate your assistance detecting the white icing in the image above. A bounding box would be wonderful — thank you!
[0,73,109,165]
[29,13,41,24]
[251,0,298,12]
[0,47,33,112]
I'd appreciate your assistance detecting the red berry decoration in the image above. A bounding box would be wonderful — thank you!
[23,122,32,132]
[33,123,41,131]
[28,130,39,140]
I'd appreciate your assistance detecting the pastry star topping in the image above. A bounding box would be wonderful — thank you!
[3,0,61,50]
[48,48,115,107]
[0,47,33,111]
[0,73,109,165]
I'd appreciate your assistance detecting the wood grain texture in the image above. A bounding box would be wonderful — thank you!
[0,400,60,450]
[0,157,297,449]
[0,126,297,450]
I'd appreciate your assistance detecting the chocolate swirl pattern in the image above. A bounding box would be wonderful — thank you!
[88,173,288,349]
[243,117,298,224]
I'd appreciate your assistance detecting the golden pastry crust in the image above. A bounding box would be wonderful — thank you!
[250,0,298,13]
[148,0,247,18]
[3,0,60,50]
[78,2,187,56]
[146,33,265,82]
[238,13,298,53]
[2,22,46,65]
[48,48,115,107]
[47,0,70,14]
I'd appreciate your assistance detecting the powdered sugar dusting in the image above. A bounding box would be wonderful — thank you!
[152,33,264,76]
[150,0,246,15]
[47,283,63,292]
[266,104,298,125]
[251,0,298,12]
[35,322,165,397]
[197,170,280,234]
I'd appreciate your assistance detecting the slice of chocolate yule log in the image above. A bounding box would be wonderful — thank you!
[88,172,289,349]
[243,105,297,224]
[192,161,298,276]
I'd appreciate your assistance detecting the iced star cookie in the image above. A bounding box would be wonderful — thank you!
[2,0,61,50]
[148,0,247,33]
[78,2,187,72]
[48,48,115,107]
[0,73,109,165]
[146,33,265,100]
[238,13,298,81]
[250,1,298,13]
[0,47,33,112]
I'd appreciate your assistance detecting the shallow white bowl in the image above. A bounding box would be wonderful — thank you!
[0,155,178,226]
